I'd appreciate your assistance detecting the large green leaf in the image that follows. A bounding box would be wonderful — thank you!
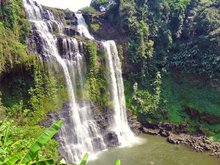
[2,155,21,165]
[20,120,63,164]
[79,153,89,165]
[31,159,55,165]
[115,160,121,165]
[3,126,9,146]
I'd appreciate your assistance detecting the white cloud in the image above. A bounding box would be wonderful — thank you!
[35,0,92,11]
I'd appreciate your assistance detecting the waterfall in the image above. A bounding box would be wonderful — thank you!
[23,0,106,163]
[75,13,94,40]
[102,41,135,145]
[23,0,136,163]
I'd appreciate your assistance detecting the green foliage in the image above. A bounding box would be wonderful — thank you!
[84,41,97,70]
[0,92,5,120]
[20,120,63,164]
[132,83,157,115]
[166,0,220,78]
[156,75,220,137]
[195,7,220,35]
[79,153,89,165]
[113,0,220,87]
[0,1,69,162]
[4,155,22,165]
[116,0,156,88]
[80,7,99,15]
[1,0,19,29]
[31,159,55,165]
[209,134,220,142]
[27,67,68,125]
[0,58,67,126]
[1,0,220,162]
[115,0,220,137]
[28,70,56,122]
[47,7,65,21]
[90,23,100,32]
[0,0,30,74]
[125,72,162,122]
[0,120,31,163]
[115,160,121,165]
[161,75,220,120]
[83,41,110,108]
[0,120,62,165]
[0,55,39,121]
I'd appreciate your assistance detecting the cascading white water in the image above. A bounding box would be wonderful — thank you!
[23,0,137,163]
[75,13,94,40]
[102,41,135,145]
[23,0,105,163]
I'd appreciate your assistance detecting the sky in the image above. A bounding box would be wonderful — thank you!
[35,0,92,11]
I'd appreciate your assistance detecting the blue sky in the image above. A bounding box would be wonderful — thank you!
[35,0,92,11]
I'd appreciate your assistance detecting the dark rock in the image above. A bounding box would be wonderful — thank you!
[160,123,174,131]
[143,122,160,129]
[142,127,160,135]
[166,132,220,156]
[92,137,105,152]
[65,9,74,20]
[159,129,170,137]
[161,109,168,119]
[210,152,220,157]
[104,132,119,147]
[64,27,77,37]
[127,111,142,135]
[175,123,188,133]
[100,87,105,94]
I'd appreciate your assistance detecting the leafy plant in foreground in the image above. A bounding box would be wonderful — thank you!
[1,120,63,165]
[79,153,89,165]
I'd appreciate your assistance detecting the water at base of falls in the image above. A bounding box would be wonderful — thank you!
[23,0,139,163]
[88,134,220,165]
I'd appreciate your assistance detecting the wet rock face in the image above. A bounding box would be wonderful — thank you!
[104,131,120,147]
[28,30,43,55]
[127,111,142,135]
[28,5,79,55]
[93,108,112,132]
[91,106,120,147]
[40,101,141,151]
[64,27,77,37]
[92,137,105,152]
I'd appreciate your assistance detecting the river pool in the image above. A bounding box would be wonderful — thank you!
[88,134,220,165]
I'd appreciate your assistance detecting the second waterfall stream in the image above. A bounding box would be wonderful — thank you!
[23,0,138,163]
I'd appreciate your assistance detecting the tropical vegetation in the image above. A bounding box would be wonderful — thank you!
[0,0,220,164]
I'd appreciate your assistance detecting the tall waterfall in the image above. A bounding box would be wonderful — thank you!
[102,41,135,145]
[23,0,135,163]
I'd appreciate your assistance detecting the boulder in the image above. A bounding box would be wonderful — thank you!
[104,131,119,147]
[142,128,160,135]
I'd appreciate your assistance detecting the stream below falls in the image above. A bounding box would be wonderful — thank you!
[88,134,220,165]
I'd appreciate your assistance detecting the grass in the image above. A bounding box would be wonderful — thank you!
[161,75,220,123]
[160,74,220,140]
[209,134,220,142]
